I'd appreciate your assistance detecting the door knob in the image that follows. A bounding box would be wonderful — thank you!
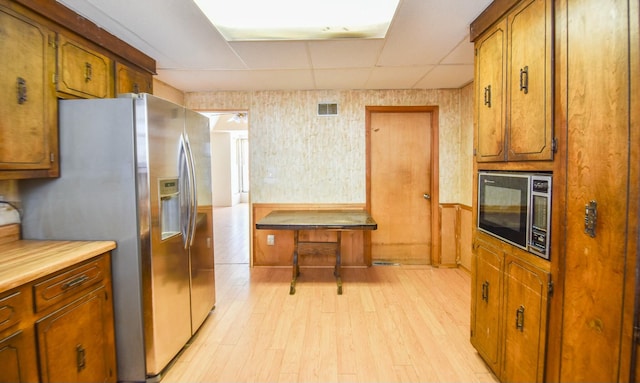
[423,193,431,200]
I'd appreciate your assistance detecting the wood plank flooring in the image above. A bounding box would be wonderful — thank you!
[162,203,498,382]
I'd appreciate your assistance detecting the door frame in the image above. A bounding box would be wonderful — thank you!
[365,105,440,266]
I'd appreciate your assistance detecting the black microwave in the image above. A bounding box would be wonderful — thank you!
[477,171,552,260]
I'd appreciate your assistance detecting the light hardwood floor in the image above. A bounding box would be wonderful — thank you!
[162,203,498,383]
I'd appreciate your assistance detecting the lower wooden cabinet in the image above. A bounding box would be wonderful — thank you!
[0,328,38,383]
[36,286,114,383]
[471,237,503,373]
[471,232,550,382]
[502,254,549,382]
[0,252,117,383]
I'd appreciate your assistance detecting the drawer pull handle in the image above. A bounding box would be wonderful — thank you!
[481,281,490,302]
[516,305,525,331]
[17,77,27,104]
[76,344,86,371]
[584,200,597,238]
[483,85,491,107]
[62,275,89,290]
[85,62,92,82]
[519,66,529,94]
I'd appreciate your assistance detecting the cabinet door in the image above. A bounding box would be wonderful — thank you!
[475,19,507,162]
[57,34,113,99]
[507,0,553,161]
[0,329,38,383]
[0,5,58,176]
[115,62,153,95]
[36,286,116,383]
[471,238,503,374]
[502,255,549,382]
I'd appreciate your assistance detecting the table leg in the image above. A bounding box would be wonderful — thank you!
[290,230,300,295]
[334,231,342,295]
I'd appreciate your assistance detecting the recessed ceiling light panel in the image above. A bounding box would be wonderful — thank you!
[193,0,400,41]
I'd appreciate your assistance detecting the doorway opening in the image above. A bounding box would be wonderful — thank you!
[203,111,250,265]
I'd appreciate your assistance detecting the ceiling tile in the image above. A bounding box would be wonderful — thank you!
[156,70,255,91]
[365,66,433,89]
[413,64,474,89]
[313,68,372,89]
[248,70,316,90]
[230,41,311,69]
[441,36,475,64]
[307,40,385,68]
[377,0,491,66]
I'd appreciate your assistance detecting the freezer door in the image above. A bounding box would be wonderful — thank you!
[137,94,192,376]
[185,109,216,333]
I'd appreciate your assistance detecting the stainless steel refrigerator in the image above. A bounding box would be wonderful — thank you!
[20,93,215,382]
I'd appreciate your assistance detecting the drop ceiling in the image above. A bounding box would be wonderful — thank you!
[56,0,492,92]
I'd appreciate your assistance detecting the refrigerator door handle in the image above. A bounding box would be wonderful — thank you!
[179,135,194,249]
[184,133,198,247]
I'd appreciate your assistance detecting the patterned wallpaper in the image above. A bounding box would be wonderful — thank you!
[186,87,474,205]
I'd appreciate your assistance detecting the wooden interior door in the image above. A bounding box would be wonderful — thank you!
[367,107,438,264]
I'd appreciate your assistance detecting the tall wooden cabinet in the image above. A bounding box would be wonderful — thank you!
[475,0,553,163]
[472,0,639,381]
[471,1,554,381]
[546,0,640,381]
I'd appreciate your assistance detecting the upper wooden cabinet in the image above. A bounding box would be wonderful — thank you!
[475,19,507,162]
[115,62,153,95]
[475,0,553,163]
[0,3,58,179]
[0,0,155,180]
[56,34,114,99]
[506,0,553,161]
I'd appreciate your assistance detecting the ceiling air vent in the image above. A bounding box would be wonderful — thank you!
[317,103,338,116]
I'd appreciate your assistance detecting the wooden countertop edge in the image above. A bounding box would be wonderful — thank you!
[0,240,117,293]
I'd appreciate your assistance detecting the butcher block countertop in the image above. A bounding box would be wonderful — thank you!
[0,237,116,293]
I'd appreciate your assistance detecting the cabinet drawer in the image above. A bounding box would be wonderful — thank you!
[0,287,29,334]
[33,257,106,313]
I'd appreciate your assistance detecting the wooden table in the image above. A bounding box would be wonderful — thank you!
[255,210,377,295]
